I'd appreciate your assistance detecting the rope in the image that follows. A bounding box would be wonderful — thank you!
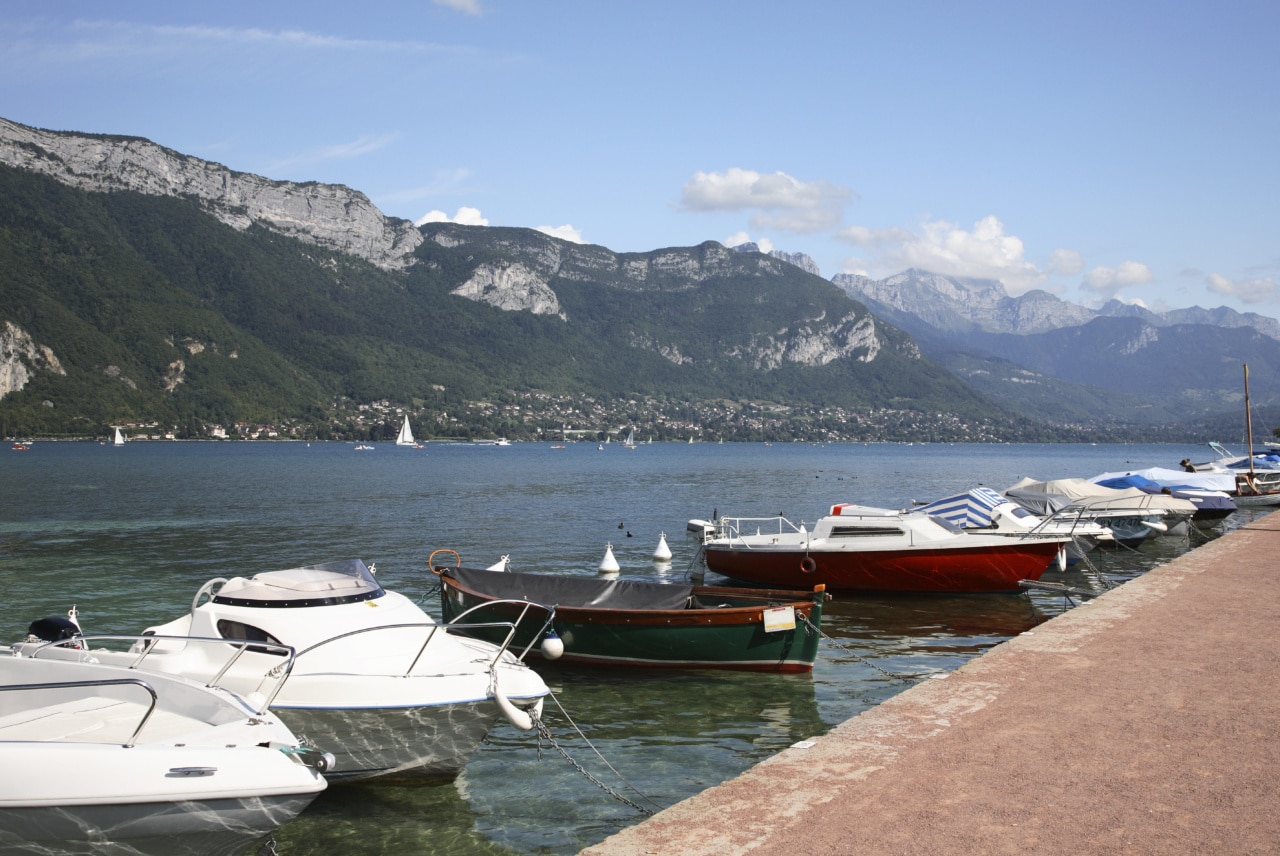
[529,702,657,816]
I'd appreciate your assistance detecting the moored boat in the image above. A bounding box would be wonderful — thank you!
[915,486,1114,563]
[689,504,1070,594]
[1088,469,1237,523]
[17,559,550,783]
[0,654,329,856]
[1003,477,1198,543]
[433,556,827,673]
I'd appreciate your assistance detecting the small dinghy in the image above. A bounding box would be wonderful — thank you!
[432,553,827,673]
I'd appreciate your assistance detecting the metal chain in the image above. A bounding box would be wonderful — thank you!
[528,708,655,816]
[797,613,916,682]
[256,835,278,856]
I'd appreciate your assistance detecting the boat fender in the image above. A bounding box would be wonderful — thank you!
[800,556,817,574]
[541,631,565,660]
[27,616,83,647]
[493,687,535,731]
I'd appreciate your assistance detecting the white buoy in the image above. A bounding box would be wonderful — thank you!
[540,631,565,660]
[653,532,672,561]
[487,555,512,572]
[598,543,620,573]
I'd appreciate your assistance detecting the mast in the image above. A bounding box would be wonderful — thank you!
[1245,363,1256,479]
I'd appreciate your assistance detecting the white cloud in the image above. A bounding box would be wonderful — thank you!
[1081,261,1154,297]
[536,224,584,243]
[1048,248,1085,276]
[724,232,773,253]
[681,168,852,234]
[837,215,1044,292]
[1207,273,1277,304]
[415,206,488,227]
[377,168,474,204]
[264,133,399,172]
[434,0,483,14]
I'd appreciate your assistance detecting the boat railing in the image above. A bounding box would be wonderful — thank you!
[712,516,807,543]
[291,614,544,674]
[23,634,297,714]
[444,599,558,663]
[0,676,159,747]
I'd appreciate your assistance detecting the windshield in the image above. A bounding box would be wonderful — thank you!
[212,559,385,608]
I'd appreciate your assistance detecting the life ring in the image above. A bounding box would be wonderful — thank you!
[799,556,817,574]
[429,548,461,574]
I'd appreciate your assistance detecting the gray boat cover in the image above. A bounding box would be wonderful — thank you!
[450,566,694,610]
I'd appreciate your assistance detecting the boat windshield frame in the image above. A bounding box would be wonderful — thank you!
[211,559,385,608]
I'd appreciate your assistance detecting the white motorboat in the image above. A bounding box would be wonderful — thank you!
[19,559,551,783]
[0,653,329,856]
[914,486,1114,564]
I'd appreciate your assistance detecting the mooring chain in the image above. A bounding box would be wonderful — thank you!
[256,836,279,856]
[528,709,655,816]
[797,613,914,682]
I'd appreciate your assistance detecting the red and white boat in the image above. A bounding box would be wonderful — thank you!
[689,502,1070,594]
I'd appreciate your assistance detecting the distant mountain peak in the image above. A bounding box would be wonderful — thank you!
[730,242,821,277]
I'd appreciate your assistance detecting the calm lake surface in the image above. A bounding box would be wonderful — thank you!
[0,441,1255,855]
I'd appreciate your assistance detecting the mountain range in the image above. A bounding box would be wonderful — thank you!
[0,116,1274,443]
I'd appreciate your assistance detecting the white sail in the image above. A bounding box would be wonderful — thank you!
[395,415,415,446]
[113,427,125,446]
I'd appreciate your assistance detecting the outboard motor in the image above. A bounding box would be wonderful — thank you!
[27,615,83,647]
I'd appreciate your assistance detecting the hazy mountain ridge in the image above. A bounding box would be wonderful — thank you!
[832,268,1280,340]
[828,267,1280,424]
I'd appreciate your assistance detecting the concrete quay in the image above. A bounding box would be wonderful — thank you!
[582,512,1280,856]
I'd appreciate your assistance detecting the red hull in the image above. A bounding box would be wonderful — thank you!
[703,541,1061,594]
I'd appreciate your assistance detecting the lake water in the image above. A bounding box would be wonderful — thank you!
[0,440,1253,855]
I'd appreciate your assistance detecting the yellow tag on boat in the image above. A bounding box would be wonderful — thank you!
[763,606,796,632]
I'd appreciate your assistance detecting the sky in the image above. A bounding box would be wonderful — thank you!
[1,1,1278,314]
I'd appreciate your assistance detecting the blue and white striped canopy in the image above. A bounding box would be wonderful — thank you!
[916,486,1008,528]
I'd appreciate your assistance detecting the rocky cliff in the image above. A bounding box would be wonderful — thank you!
[0,117,422,270]
[424,225,898,368]
[0,320,65,401]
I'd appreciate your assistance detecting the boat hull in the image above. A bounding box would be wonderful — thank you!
[703,541,1062,594]
[274,700,505,783]
[440,577,824,673]
[0,795,316,856]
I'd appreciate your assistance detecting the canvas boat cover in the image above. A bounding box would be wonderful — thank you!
[915,487,1012,528]
[1003,477,1197,515]
[449,566,694,611]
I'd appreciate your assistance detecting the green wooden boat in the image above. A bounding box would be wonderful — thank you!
[432,558,827,673]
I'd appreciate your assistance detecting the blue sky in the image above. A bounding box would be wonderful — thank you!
[2,1,1277,314]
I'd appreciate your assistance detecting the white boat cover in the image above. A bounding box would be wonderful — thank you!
[450,566,694,610]
[1004,477,1197,514]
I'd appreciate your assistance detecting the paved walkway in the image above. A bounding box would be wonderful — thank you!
[582,512,1280,856]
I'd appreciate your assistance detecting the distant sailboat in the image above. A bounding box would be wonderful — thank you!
[112,427,125,446]
[395,415,416,447]
[623,428,636,449]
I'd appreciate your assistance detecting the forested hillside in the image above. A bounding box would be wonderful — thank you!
[1,165,1024,442]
